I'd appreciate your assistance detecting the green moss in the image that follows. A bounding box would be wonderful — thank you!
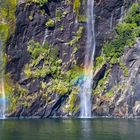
[78,15,87,23]
[32,0,48,6]
[8,96,18,112]
[94,69,111,95]
[67,86,79,112]
[29,15,33,21]
[33,67,50,78]
[24,64,32,78]
[5,74,14,96]
[105,90,114,98]
[41,81,47,90]
[6,80,29,112]
[125,3,140,26]
[45,64,83,95]
[59,25,64,31]
[69,93,77,111]
[47,79,69,95]
[66,65,84,84]
[73,0,81,17]
[24,40,83,97]
[0,0,17,41]
[25,40,78,95]
[16,84,28,96]
[119,61,129,77]
[56,9,62,22]
[0,24,9,41]
[25,40,61,79]
[46,19,55,29]
[67,26,84,47]
[62,10,68,18]
[94,55,106,71]
[27,41,47,59]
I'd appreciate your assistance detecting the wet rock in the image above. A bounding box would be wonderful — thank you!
[29,79,40,94]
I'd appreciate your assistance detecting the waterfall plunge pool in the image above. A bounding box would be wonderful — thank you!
[0,118,140,140]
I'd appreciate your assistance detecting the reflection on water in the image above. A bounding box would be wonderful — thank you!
[0,119,140,140]
[80,120,92,140]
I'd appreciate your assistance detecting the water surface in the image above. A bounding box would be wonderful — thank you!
[0,118,140,140]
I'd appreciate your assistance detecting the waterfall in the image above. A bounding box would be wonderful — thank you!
[119,6,125,23]
[42,29,48,46]
[0,41,6,119]
[119,0,125,23]
[80,0,96,118]
[110,12,114,31]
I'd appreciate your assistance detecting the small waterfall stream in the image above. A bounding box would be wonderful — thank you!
[110,12,114,31]
[119,0,125,23]
[42,29,48,46]
[0,41,6,119]
[80,0,96,118]
[119,5,125,23]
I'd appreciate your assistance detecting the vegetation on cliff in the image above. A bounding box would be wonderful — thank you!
[0,0,16,41]
[94,3,140,99]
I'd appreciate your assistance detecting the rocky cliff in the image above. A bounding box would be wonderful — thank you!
[3,0,140,118]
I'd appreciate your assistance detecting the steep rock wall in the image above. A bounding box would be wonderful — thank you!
[93,39,140,117]
[5,0,138,118]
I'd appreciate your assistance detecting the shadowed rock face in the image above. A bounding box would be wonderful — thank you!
[6,0,137,118]
[6,3,46,81]
[6,1,86,81]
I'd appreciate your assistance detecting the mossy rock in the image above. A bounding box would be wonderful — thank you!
[46,19,55,30]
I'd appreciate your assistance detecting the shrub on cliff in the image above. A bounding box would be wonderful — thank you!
[103,3,140,62]
[32,0,48,5]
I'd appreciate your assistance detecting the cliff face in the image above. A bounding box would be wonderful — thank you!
[93,39,140,117]
[5,0,139,118]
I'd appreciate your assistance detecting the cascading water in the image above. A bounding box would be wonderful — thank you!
[42,29,48,46]
[80,0,96,118]
[110,12,114,31]
[119,0,125,23]
[0,41,6,119]
[119,5,125,23]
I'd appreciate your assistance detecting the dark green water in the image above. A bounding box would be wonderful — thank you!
[0,118,140,140]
